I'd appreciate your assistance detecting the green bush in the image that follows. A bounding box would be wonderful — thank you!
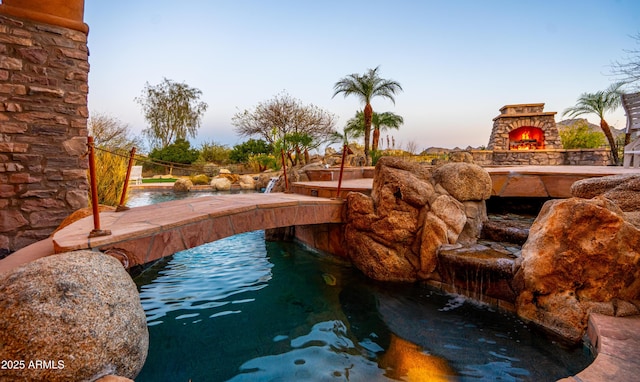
[199,141,231,164]
[190,174,210,185]
[559,121,606,149]
[230,139,273,163]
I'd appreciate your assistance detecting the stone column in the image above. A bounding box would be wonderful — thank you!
[0,0,89,256]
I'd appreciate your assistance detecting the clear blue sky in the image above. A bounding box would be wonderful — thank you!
[84,0,640,152]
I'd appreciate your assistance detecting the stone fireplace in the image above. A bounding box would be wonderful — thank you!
[488,103,562,151]
[469,103,611,166]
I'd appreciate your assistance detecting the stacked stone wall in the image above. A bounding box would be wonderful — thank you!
[0,13,89,256]
[469,149,611,166]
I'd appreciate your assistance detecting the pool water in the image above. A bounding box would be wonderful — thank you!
[133,230,593,381]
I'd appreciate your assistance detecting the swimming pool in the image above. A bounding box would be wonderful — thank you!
[130,191,592,381]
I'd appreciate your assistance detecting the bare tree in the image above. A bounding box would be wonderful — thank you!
[88,111,143,150]
[232,91,336,164]
[405,140,418,155]
[611,33,640,90]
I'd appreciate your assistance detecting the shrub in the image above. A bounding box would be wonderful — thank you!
[559,121,606,149]
[89,149,128,207]
[190,174,210,185]
[199,141,231,164]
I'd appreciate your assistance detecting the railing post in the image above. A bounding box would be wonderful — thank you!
[281,148,289,192]
[116,146,136,212]
[336,144,348,198]
[87,136,111,238]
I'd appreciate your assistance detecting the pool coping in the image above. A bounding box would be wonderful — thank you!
[557,313,640,382]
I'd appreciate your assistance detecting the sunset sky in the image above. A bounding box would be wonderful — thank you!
[84,1,640,152]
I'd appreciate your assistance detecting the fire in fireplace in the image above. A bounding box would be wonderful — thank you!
[509,126,545,150]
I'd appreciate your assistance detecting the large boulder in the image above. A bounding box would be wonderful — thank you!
[210,177,232,191]
[515,196,640,342]
[173,178,193,192]
[238,175,256,190]
[432,162,492,201]
[0,251,148,381]
[344,157,491,282]
[571,174,640,227]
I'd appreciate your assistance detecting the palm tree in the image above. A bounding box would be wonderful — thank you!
[345,110,404,151]
[562,82,624,165]
[333,66,403,165]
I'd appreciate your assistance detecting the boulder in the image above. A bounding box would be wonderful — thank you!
[515,197,640,342]
[210,177,232,191]
[217,173,239,183]
[238,175,256,190]
[448,151,474,163]
[0,251,148,381]
[432,162,492,201]
[255,172,278,191]
[173,178,193,192]
[571,174,640,227]
[344,157,491,282]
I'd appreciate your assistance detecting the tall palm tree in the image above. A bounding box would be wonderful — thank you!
[333,66,403,165]
[562,82,624,165]
[345,110,404,151]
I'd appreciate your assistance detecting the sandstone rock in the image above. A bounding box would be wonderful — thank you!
[430,194,467,242]
[301,162,326,175]
[571,174,640,213]
[345,226,418,282]
[0,251,148,381]
[515,196,640,342]
[458,200,487,245]
[432,162,492,201]
[255,172,279,191]
[238,175,256,190]
[218,173,239,183]
[210,177,232,191]
[419,212,449,275]
[173,178,193,192]
[344,158,490,282]
[481,218,530,245]
[448,151,473,163]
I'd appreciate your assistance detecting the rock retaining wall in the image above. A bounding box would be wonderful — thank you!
[0,13,89,257]
[469,149,611,166]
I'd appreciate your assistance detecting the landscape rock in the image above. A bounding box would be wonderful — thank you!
[515,196,640,342]
[238,175,256,190]
[344,157,490,282]
[173,178,193,192]
[432,162,492,201]
[255,172,278,191]
[0,251,148,381]
[448,151,474,163]
[210,177,232,191]
[571,174,640,216]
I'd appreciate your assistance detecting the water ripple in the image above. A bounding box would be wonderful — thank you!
[138,231,273,325]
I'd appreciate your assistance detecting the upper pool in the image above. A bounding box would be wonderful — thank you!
[130,191,593,381]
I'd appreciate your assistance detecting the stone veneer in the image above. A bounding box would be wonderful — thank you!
[488,103,562,151]
[0,13,89,256]
[470,149,612,166]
